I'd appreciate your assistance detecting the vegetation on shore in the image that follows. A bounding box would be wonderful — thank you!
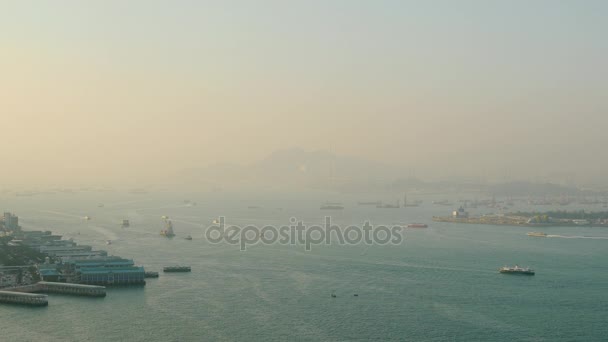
[0,238,47,266]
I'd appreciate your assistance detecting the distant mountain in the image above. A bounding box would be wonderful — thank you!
[174,148,406,191]
[487,181,581,197]
[171,149,597,196]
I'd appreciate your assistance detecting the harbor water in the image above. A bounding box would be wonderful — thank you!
[1,191,608,341]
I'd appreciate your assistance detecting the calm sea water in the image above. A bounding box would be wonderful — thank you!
[1,191,608,341]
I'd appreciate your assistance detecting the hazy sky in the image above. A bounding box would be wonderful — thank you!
[1,1,607,186]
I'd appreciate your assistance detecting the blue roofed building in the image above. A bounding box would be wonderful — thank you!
[62,257,146,285]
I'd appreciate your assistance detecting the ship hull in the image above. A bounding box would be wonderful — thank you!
[499,270,535,275]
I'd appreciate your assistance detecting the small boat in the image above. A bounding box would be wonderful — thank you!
[499,265,535,275]
[212,219,220,224]
[144,271,159,278]
[331,292,337,298]
[527,232,547,237]
[353,294,359,297]
[83,216,91,220]
[121,219,130,228]
[106,240,112,245]
[184,235,192,240]
[407,223,428,228]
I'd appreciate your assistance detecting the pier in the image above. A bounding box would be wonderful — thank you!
[0,290,48,306]
[4,281,106,297]
[37,281,106,297]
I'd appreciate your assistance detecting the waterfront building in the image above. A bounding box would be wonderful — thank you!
[62,257,145,285]
[78,267,145,285]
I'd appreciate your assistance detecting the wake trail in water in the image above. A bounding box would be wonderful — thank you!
[547,235,608,240]
[89,225,119,240]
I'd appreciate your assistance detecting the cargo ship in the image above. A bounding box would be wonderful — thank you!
[163,266,191,273]
[357,201,381,206]
[499,265,535,275]
[407,223,428,228]
[320,202,344,210]
[376,201,400,209]
[527,232,547,237]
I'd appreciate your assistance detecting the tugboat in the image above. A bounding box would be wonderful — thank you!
[160,219,175,238]
[499,265,535,275]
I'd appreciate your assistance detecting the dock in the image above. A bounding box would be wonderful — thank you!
[0,290,48,306]
[4,281,106,297]
[38,281,106,297]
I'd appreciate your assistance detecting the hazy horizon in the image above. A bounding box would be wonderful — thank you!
[2,1,607,187]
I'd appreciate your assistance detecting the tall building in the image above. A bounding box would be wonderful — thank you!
[3,212,19,231]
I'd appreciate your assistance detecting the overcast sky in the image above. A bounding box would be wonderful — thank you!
[1,1,607,187]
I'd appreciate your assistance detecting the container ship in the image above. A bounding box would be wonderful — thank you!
[499,265,535,275]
